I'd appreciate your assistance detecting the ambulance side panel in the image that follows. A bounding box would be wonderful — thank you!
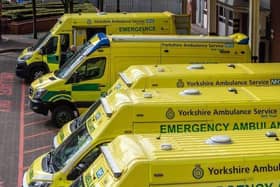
[86,130,280,187]
[131,102,280,134]
[147,158,280,186]
[94,106,134,141]
[117,163,149,187]
[160,41,250,64]
[70,47,112,109]
[109,42,161,82]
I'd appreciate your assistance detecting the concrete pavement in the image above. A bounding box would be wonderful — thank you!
[0,34,39,53]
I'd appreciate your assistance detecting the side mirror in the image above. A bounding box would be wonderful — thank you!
[27,47,33,52]
[39,46,46,55]
[67,163,87,180]
[76,163,86,172]
[71,71,81,83]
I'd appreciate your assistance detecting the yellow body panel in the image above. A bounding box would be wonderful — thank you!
[108,63,280,95]
[54,62,280,147]
[91,87,280,137]
[25,86,280,186]
[81,130,280,187]
[17,12,191,81]
[29,32,252,127]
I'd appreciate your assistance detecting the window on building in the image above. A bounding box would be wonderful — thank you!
[218,6,225,23]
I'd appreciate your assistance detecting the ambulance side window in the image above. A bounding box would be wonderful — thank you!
[67,147,101,180]
[45,36,58,54]
[60,34,70,65]
[61,34,70,53]
[75,57,106,82]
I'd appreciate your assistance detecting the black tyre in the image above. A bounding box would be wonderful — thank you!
[52,105,75,128]
[29,66,47,82]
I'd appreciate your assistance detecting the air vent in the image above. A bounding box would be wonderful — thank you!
[227,64,236,68]
[161,143,172,150]
[266,131,277,137]
[157,67,165,72]
[180,89,200,96]
[143,92,153,98]
[228,87,238,94]
[206,135,232,144]
[187,64,204,70]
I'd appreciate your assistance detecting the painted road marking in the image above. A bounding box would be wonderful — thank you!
[18,80,59,187]
[24,145,52,154]
[24,111,35,115]
[24,129,58,140]
[24,119,50,127]
[17,81,25,187]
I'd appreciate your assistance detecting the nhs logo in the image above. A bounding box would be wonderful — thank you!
[271,79,280,85]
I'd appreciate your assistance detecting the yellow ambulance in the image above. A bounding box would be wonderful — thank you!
[108,63,280,95]
[28,32,251,126]
[23,86,280,187]
[16,12,190,82]
[53,62,280,147]
[71,130,280,187]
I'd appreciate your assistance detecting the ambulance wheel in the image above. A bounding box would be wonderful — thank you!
[29,66,47,82]
[52,105,75,128]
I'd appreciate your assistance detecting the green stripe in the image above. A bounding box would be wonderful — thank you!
[72,84,100,91]
[42,91,71,101]
[85,175,93,187]
[52,95,72,102]
[47,55,59,64]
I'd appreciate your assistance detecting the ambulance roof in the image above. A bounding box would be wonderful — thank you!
[104,87,280,113]
[110,34,235,43]
[98,130,280,184]
[52,11,174,33]
[109,32,248,44]
[62,11,174,20]
[119,63,280,87]
[110,129,280,162]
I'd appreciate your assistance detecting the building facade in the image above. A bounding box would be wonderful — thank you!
[190,0,280,61]
[270,0,280,61]
[100,0,183,14]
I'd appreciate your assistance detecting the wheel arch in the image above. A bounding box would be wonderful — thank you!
[27,61,50,75]
[51,100,79,117]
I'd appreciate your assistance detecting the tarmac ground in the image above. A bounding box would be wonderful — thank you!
[0,33,41,53]
[0,34,58,187]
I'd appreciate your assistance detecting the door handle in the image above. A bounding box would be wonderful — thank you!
[98,84,106,87]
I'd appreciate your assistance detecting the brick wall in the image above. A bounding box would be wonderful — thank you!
[7,16,59,34]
